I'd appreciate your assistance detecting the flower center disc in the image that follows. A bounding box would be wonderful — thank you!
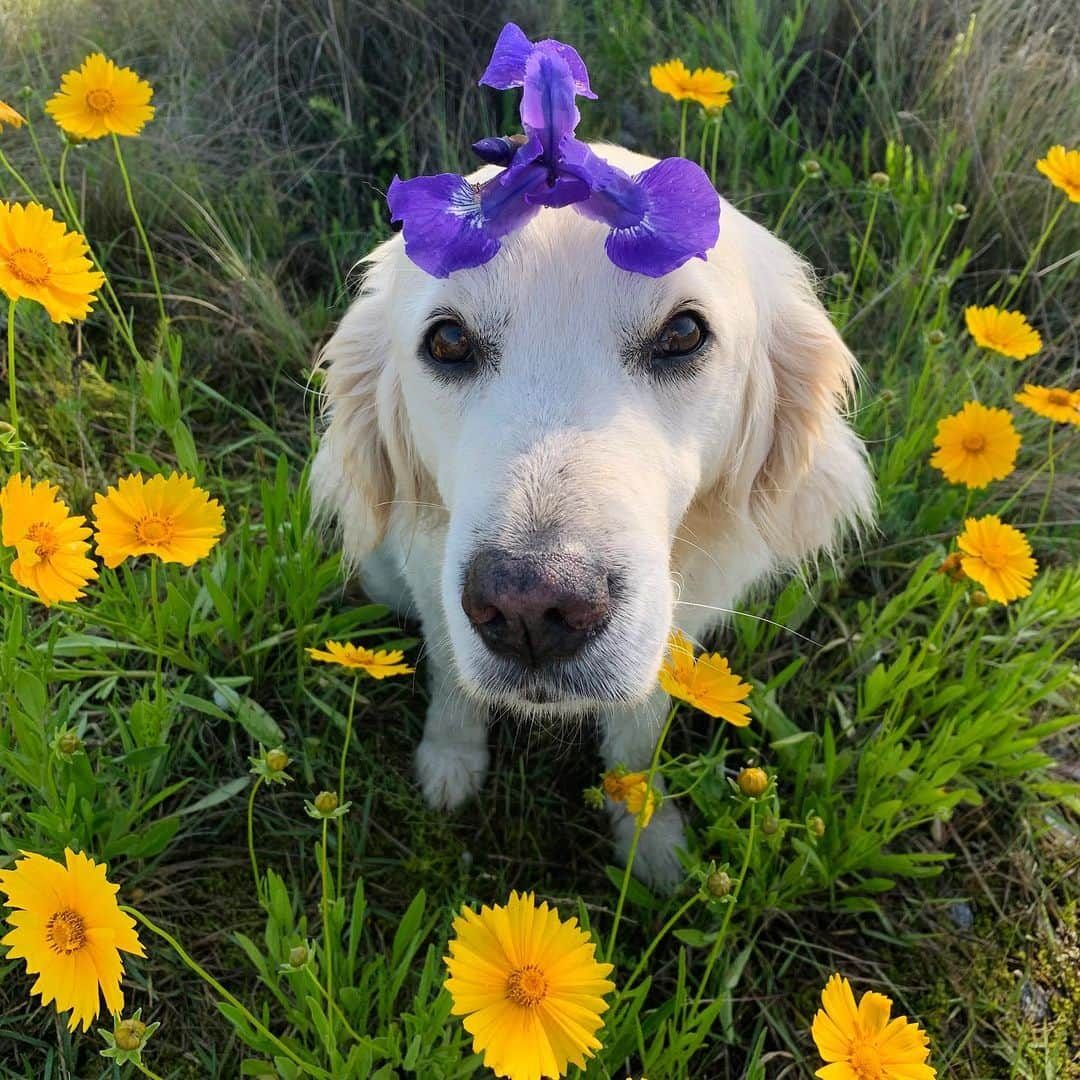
[961,432,987,453]
[978,543,1008,570]
[135,515,173,546]
[26,521,59,559]
[1047,389,1071,406]
[848,1042,887,1080]
[85,88,116,114]
[46,909,87,954]
[505,964,548,1007]
[7,248,50,286]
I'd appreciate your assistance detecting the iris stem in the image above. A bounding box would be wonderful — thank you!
[774,174,807,235]
[606,701,679,961]
[336,676,360,897]
[691,800,756,1012]
[247,773,265,905]
[320,816,338,1066]
[111,133,166,327]
[678,101,689,159]
[6,297,19,471]
[123,906,332,1079]
[1001,200,1067,308]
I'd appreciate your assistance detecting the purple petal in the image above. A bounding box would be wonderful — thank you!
[478,163,548,238]
[580,158,721,277]
[472,135,522,167]
[520,50,579,154]
[560,142,647,226]
[479,22,596,99]
[387,174,500,278]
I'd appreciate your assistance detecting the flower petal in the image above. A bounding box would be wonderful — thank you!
[480,23,596,99]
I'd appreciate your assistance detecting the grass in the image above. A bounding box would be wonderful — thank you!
[0,0,1078,1077]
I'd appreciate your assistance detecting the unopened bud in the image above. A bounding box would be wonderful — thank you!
[869,171,890,191]
[809,815,826,838]
[313,790,338,816]
[288,944,309,968]
[800,159,822,178]
[707,871,732,897]
[114,1018,147,1051]
[737,767,769,798]
[761,814,780,836]
[265,747,289,772]
[57,732,83,756]
[927,329,946,346]
[969,589,989,608]
[948,202,969,219]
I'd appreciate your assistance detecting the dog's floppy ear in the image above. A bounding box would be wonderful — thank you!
[736,232,874,563]
[311,239,422,567]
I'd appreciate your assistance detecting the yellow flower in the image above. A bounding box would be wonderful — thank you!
[305,641,415,678]
[92,472,224,568]
[956,515,1037,605]
[0,848,144,1032]
[811,973,936,1080]
[658,630,751,725]
[963,305,1041,360]
[0,474,98,606]
[602,769,658,827]
[0,100,26,130]
[1035,145,1080,202]
[649,59,734,110]
[929,401,1020,488]
[46,54,155,140]
[1014,384,1080,425]
[444,891,615,1080]
[0,202,106,323]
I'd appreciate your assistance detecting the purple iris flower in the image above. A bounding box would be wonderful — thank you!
[386,23,721,279]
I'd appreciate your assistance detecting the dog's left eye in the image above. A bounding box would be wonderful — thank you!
[652,311,707,361]
[424,319,474,367]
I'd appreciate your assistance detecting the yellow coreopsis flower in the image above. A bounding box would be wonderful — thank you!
[658,630,751,725]
[964,305,1041,360]
[46,54,155,140]
[305,641,415,678]
[929,401,1020,488]
[0,100,26,130]
[1035,145,1080,202]
[0,474,99,605]
[811,973,936,1080]
[92,472,224,568]
[649,59,733,110]
[0,202,106,323]
[602,769,658,827]
[444,891,615,1080]
[955,515,1037,604]
[0,848,145,1032]
[1014,384,1080,425]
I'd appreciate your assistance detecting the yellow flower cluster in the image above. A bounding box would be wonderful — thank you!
[1,472,225,606]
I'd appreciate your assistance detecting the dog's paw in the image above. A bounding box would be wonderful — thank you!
[612,799,686,894]
[415,738,489,812]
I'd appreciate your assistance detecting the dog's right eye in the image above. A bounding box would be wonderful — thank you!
[424,320,474,367]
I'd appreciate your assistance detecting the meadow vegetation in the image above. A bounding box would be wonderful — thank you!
[0,1,1077,1077]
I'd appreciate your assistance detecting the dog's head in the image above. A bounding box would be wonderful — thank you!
[313,146,872,716]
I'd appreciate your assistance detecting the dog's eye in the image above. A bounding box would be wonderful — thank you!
[652,311,706,361]
[425,320,474,366]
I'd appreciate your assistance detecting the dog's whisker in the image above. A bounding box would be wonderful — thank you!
[672,599,820,647]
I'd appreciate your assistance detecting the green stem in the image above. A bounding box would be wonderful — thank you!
[6,297,18,472]
[133,1061,166,1080]
[617,892,702,1001]
[123,906,331,1079]
[691,801,756,1012]
[337,676,360,897]
[994,429,1072,518]
[709,119,721,188]
[606,702,679,960]
[1001,200,1067,308]
[0,148,36,201]
[149,558,164,706]
[247,773,265,904]
[774,174,807,235]
[320,816,338,1066]
[1035,424,1055,532]
[111,133,166,326]
[891,214,956,363]
[678,101,688,159]
[843,191,880,327]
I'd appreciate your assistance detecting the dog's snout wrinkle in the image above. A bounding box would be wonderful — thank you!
[461,548,610,667]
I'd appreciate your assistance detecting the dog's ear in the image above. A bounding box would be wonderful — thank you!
[311,239,422,568]
[735,233,874,563]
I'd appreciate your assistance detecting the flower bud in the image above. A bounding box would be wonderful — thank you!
[724,70,739,82]
[969,589,989,608]
[265,747,289,772]
[927,329,946,346]
[115,1018,147,1051]
[869,171,890,191]
[313,790,338,816]
[706,870,732,897]
[938,552,964,581]
[737,767,769,797]
[59,732,82,755]
[0,420,13,434]
[829,271,849,287]
[948,202,969,219]
[879,388,896,404]
[800,159,822,178]
[760,814,780,836]
[809,815,826,838]
[288,944,309,968]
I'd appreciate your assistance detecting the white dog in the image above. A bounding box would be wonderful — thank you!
[311,146,872,888]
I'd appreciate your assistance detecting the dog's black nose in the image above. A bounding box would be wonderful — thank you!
[461,549,610,666]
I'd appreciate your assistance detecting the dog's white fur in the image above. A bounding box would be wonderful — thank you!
[311,145,873,888]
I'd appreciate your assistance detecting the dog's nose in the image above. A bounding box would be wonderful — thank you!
[461,549,610,666]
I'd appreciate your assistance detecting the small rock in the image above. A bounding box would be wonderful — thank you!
[946,902,973,930]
